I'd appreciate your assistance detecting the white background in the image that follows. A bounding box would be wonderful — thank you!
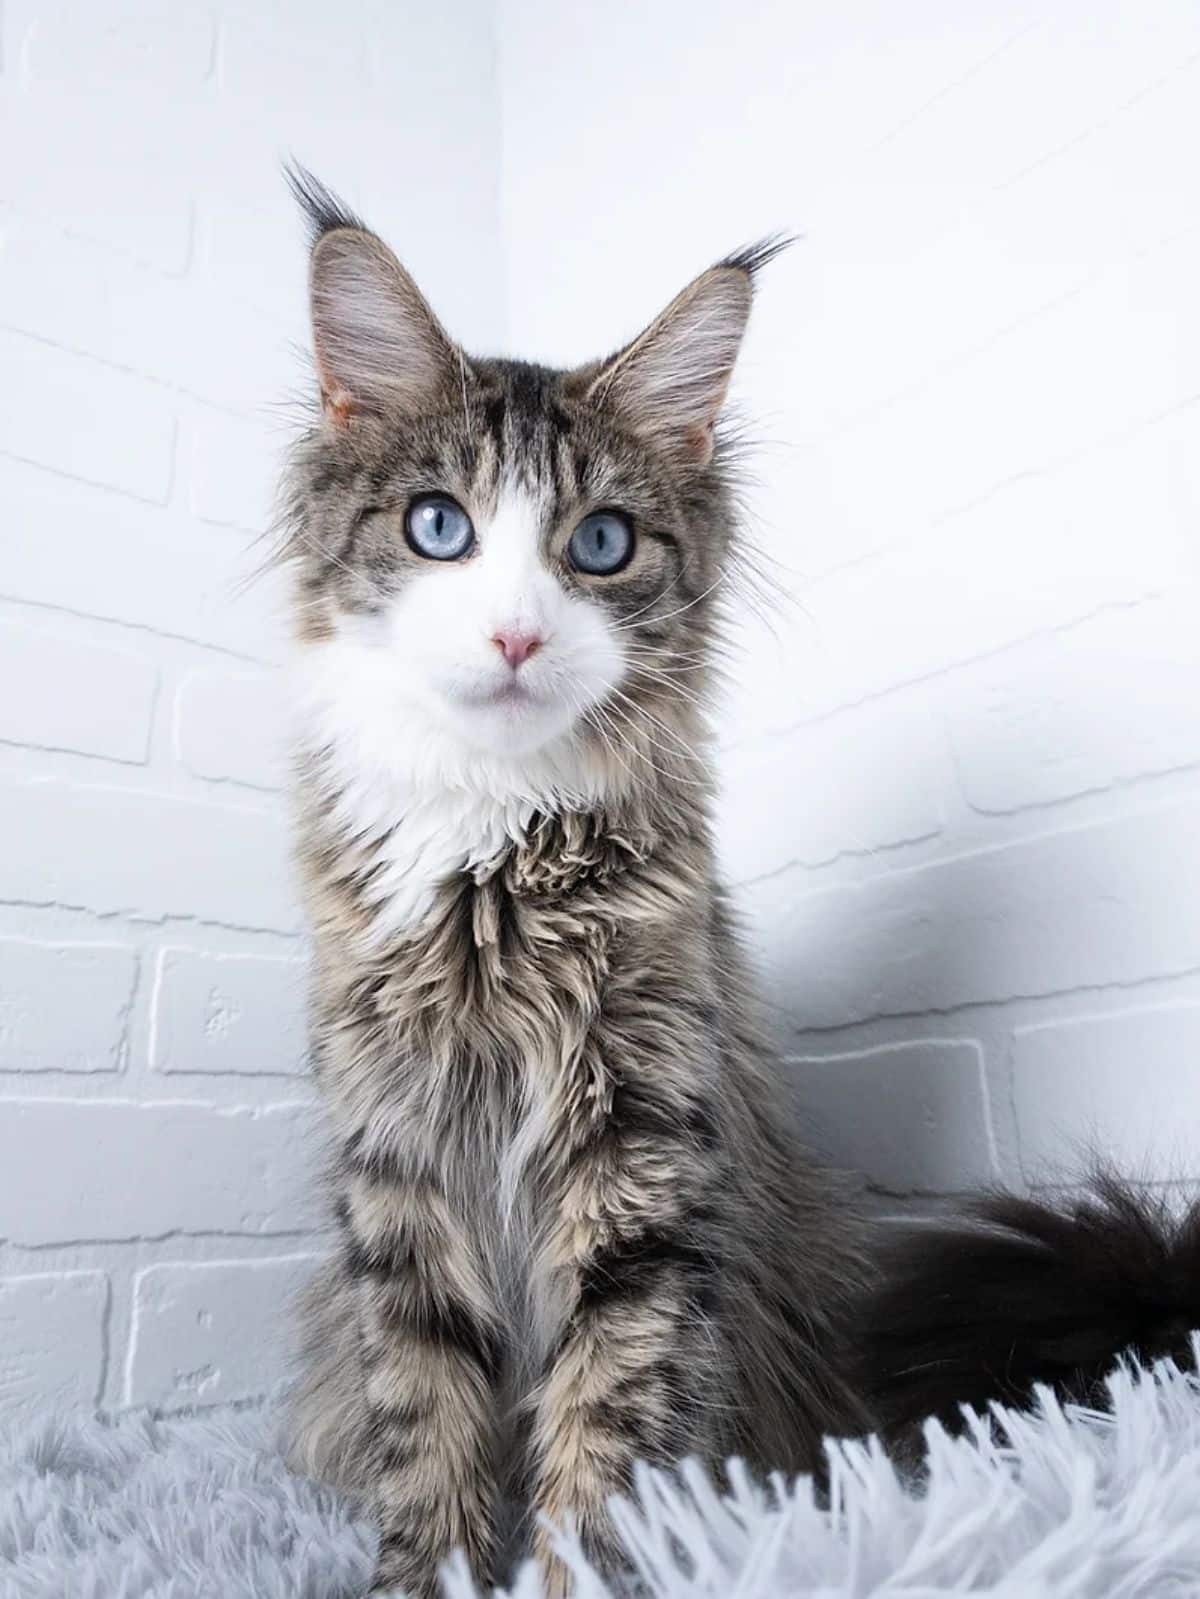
[1,0,1198,1419]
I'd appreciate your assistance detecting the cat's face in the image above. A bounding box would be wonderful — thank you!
[290,363,718,765]
[285,173,772,796]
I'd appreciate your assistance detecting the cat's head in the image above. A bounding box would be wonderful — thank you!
[284,169,780,804]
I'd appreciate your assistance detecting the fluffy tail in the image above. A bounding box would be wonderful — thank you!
[857,1173,1200,1443]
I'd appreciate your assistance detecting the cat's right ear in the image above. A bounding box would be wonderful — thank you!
[584,236,792,467]
[288,165,459,425]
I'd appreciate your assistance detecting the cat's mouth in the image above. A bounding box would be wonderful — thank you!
[454,677,547,712]
[436,670,583,756]
[432,651,616,753]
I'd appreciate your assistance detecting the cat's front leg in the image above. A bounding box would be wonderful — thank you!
[338,1164,504,1598]
[529,1096,724,1595]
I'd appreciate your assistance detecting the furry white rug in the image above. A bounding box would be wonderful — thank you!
[3,1350,1198,1598]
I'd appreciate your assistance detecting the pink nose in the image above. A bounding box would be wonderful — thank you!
[492,629,543,669]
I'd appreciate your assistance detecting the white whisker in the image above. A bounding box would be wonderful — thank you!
[613,567,732,633]
[607,684,709,773]
[623,662,708,712]
[599,695,706,789]
[291,526,358,579]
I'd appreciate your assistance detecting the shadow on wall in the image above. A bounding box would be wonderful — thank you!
[724,595,1200,1205]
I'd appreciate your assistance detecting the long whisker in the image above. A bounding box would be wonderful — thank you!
[607,684,709,771]
[599,696,706,789]
[623,662,708,712]
[592,702,663,788]
[569,644,711,709]
[621,645,711,669]
[457,349,472,441]
[288,525,359,580]
[612,567,732,633]
[557,677,635,793]
[614,562,693,629]
[581,700,641,791]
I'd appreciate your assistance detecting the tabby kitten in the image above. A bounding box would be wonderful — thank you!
[283,169,870,1597]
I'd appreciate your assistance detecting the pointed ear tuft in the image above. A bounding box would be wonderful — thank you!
[587,235,792,466]
[285,161,368,246]
[716,231,797,279]
[287,164,460,425]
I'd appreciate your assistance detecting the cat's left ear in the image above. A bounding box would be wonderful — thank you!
[586,238,791,467]
[287,163,462,425]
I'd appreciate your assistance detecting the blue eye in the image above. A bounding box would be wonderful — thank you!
[404,495,475,561]
[567,511,634,576]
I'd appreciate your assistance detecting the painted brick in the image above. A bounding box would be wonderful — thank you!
[0,330,175,504]
[0,777,298,932]
[0,622,157,763]
[174,668,286,790]
[151,948,307,1077]
[718,701,942,884]
[0,81,192,275]
[202,4,504,339]
[20,1,216,89]
[217,4,363,104]
[731,413,1196,738]
[0,937,138,1074]
[782,83,1199,468]
[188,412,278,534]
[0,1099,318,1245]
[747,798,1200,1032]
[0,1271,108,1423]
[125,1254,320,1408]
[805,235,1200,577]
[1,458,282,662]
[0,221,293,411]
[947,593,1200,813]
[1012,1003,1200,1184]
[790,1041,994,1194]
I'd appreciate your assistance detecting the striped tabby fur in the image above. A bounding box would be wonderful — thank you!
[281,169,871,1596]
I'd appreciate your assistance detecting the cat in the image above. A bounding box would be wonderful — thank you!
[279,168,1200,1597]
[280,167,872,1596]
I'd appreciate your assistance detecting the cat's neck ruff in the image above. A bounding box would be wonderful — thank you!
[294,635,623,941]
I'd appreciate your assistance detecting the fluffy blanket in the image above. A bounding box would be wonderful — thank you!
[2,1351,1197,1598]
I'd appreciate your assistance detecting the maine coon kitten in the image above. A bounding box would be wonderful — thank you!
[281,169,871,1597]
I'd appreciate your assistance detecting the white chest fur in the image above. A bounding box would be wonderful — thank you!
[350,785,533,937]
[292,631,618,941]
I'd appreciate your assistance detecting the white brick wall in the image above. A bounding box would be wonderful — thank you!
[0,939,139,1074]
[499,0,1200,1202]
[4,0,1200,1423]
[126,1255,321,1408]
[150,949,308,1077]
[0,0,504,1423]
[0,1273,109,1417]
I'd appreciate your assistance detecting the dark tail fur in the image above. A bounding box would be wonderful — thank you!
[857,1173,1200,1445]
